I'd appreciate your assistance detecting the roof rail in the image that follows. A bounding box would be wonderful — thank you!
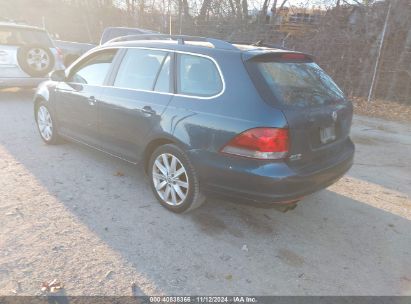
[105,34,238,51]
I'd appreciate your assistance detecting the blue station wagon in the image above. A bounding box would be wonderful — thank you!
[34,35,355,213]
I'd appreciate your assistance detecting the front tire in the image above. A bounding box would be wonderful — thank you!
[148,144,206,213]
[35,102,60,145]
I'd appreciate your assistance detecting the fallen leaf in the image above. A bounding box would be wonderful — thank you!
[105,270,114,279]
[41,279,63,293]
[225,274,233,280]
[114,171,125,177]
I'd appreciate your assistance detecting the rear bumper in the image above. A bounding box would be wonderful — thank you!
[188,139,355,204]
[0,77,47,88]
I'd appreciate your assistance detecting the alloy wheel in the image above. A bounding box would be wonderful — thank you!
[152,153,189,206]
[37,106,53,141]
[27,48,50,72]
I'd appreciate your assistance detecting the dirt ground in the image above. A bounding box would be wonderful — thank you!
[352,97,411,124]
[0,91,410,296]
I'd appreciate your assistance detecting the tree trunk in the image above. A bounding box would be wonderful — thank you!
[199,0,212,22]
[242,0,248,20]
[260,0,270,24]
[125,0,136,26]
[137,0,145,26]
[228,0,236,17]
[234,0,242,20]
[278,0,287,10]
[182,0,190,18]
[270,0,278,24]
[178,0,183,34]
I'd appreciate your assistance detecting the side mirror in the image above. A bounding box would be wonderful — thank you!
[50,70,66,82]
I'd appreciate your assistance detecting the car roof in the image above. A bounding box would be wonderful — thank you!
[101,39,299,59]
[103,26,157,32]
[0,22,47,32]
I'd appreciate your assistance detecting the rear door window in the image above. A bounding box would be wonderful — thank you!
[0,28,53,47]
[114,49,167,91]
[68,50,117,85]
[249,59,345,107]
[177,54,223,97]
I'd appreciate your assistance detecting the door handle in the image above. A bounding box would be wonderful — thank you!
[141,106,156,116]
[88,96,97,106]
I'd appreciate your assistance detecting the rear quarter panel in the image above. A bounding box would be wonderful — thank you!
[160,51,288,153]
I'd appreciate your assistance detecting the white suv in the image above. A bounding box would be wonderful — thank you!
[0,22,64,88]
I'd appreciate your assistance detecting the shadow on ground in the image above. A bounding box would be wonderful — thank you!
[1,91,410,295]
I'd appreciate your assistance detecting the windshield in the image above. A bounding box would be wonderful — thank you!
[254,61,345,108]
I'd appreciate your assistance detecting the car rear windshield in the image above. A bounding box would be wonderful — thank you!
[250,60,345,108]
[0,27,53,47]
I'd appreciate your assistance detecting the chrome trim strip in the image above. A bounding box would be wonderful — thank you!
[65,46,226,101]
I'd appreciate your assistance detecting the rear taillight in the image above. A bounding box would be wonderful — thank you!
[280,53,308,60]
[56,47,64,60]
[221,128,289,160]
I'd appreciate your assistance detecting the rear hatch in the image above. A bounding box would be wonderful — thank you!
[244,51,353,170]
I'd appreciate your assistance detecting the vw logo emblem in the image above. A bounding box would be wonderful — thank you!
[332,111,338,122]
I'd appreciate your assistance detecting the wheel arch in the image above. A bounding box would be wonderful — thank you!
[143,136,187,174]
[33,96,46,120]
[33,83,53,119]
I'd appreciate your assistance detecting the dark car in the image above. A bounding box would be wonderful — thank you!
[52,27,158,67]
[53,39,96,67]
[100,27,159,45]
[33,35,354,213]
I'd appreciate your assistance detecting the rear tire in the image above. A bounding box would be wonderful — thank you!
[17,44,55,77]
[35,102,61,145]
[148,144,206,213]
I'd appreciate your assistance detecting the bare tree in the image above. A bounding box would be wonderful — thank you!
[234,0,242,20]
[182,0,190,18]
[260,0,270,23]
[242,0,248,20]
[199,0,212,22]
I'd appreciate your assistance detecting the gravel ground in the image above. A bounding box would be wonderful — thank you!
[352,97,411,124]
[0,91,410,296]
